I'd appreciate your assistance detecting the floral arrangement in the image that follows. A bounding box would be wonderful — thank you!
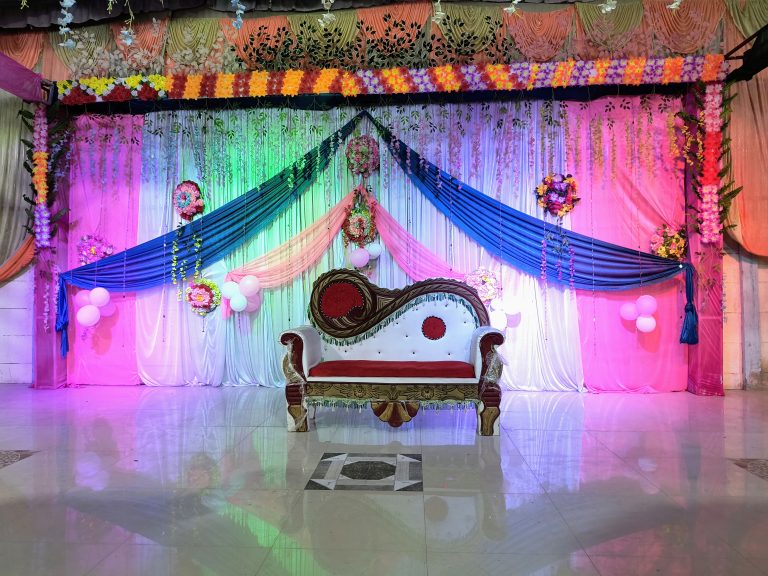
[32,104,51,249]
[650,225,687,261]
[465,267,500,302]
[77,234,114,266]
[536,173,579,219]
[342,185,377,247]
[346,135,380,178]
[699,83,723,244]
[173,180,205,221]
[56,55,727,105]
[185,277,221,317]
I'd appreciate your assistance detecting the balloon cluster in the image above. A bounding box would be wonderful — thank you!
[488,297,521,330]
[349,243,383,269]
[620,295,658,333]
[74,287,115,327]
[222,275,262,313]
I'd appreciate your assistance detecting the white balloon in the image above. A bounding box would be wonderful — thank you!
[636,315,657,333]
[489,309,507,330]
[503,299,520,315]
[239,275,261,296]
[230,293,247,312]
[76,304,101,327]
[366,243,383,259]
[74,290,91,309]
[221,281,240,299]
[89,287,110,307]
[490,298,504,311]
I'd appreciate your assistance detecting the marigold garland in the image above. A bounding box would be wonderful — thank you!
[55,55,728,105]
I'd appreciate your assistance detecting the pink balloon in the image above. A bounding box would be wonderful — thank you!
[99,301,117,318]
[636,315,657,333]
[76,304,101,327]
[74,290,91,309]
[619,302,639,321]
[239,275,261,297]
[636,295,658,316]
[350,247,370,268]
[245,294,262,313]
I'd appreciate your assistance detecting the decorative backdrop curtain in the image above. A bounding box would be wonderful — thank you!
[0,31,44,69]
[0,92,32,267]
[642,0,724,54]
[62,99,691,392]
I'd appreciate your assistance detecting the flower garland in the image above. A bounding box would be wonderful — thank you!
[56,55,727,105]
[650,225,687,261]
[185,277,221,317]
[32,104,51,249]
[535,173,579,219]
[346,135,380,178]
[77,234,114,266]
[699,83,722,244]
[173,180,205,221]
[465,267,500,303]
[342,185,377,247]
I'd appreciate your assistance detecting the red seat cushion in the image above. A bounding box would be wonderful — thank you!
[308,360,475,379]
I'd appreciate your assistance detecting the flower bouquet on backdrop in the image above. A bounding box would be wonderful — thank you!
[185,277,221,317]
[343,185,377,248]
[535,173,579,219]
[77,235,114,266]
[345,135,380,178]
[173,180,205,221]
[465,267,500,303]
[650,225,687,261]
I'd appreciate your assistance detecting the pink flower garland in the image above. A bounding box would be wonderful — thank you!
[699,83,723,244]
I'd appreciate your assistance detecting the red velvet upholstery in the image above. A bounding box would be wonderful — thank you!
[319,281,364,319]
[308,360,475,378]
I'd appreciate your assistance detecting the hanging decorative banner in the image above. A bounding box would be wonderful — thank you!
[346,135,380,178]
[173,180,205,221]
[535,173,579,219]
[77,235,115,266]
[186,277,221,317]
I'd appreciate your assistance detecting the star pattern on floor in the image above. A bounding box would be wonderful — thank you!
[306,453,422,491]
[0,450,36,470]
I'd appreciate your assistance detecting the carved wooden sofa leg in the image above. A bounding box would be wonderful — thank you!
[286,384,308,432]
[477,332,504,436]
[477,400,501,436]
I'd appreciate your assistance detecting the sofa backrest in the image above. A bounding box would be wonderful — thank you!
[309,269,488,363]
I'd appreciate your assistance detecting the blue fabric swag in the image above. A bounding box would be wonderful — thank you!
[364,113,698,345]
[55,113,363,356]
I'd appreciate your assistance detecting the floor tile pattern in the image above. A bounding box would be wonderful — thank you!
[1,385,768,575]
[306,452,422,491]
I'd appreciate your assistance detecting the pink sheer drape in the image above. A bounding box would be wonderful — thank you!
[567,97,689,393]
[66,115,143,385]
[0,50,44,102]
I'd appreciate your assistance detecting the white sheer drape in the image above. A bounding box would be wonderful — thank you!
[136,103,584,391]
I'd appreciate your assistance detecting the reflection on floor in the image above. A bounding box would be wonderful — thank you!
[0,384,767,575]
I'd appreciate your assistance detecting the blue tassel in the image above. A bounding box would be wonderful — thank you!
[679,265,699,345]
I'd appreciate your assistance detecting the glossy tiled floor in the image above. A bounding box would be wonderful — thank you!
[1,385,767,576]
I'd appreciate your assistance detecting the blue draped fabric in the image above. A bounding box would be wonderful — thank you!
[56,113,363,356]
[364,113,698,344]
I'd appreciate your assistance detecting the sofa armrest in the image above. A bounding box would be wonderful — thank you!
[470,326,505,380]
[279,326,322,381]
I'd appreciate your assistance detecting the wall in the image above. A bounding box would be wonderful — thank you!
[0,268,33,384]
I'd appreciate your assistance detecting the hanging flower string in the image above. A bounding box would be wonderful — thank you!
[345,135,380,178]
[699,83,723,244]
[171,180,205,299]
[186,277,221,317]
[651,225,687,261]
[535,173,579,219]
[32,104,51,249]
